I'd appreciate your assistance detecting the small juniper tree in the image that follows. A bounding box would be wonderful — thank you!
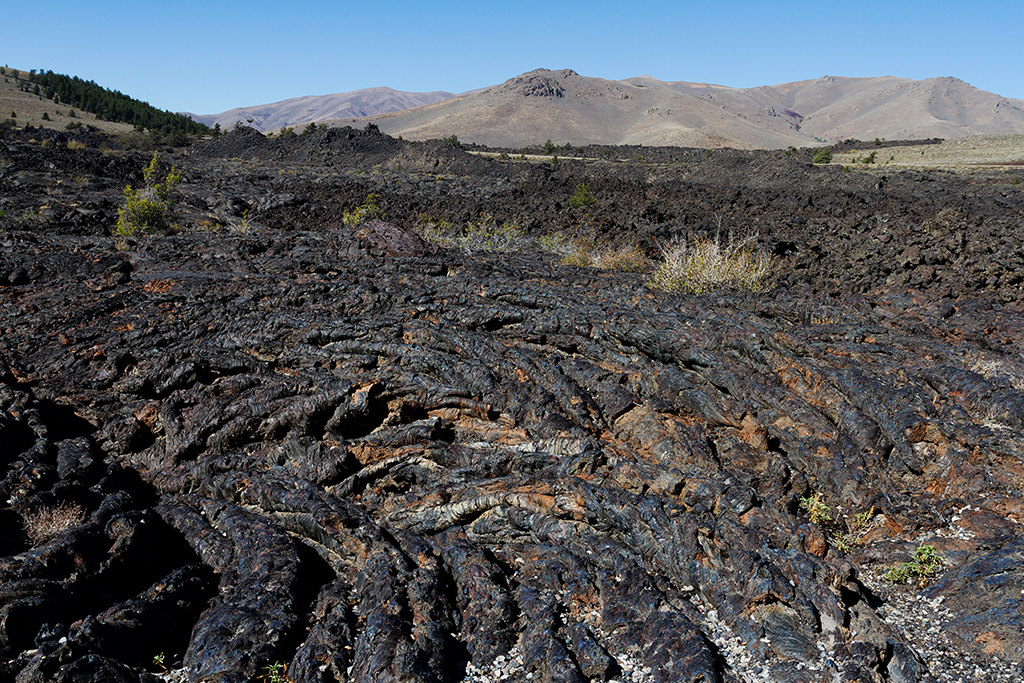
[569,183,597,210]
[115,153,182,236]
[812,148,833,164]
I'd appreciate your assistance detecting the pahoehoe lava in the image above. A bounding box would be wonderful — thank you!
[1,123,1023,682]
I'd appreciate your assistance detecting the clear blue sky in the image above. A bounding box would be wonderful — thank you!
[4,1,1022,115]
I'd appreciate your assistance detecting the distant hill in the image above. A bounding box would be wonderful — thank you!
[3,67,208,135]
[187,87,455,133]
[320,69,1024,149]
[637,74,1024,143]
[11,63,1020,150]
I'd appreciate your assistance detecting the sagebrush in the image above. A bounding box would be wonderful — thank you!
[649,232,770,294]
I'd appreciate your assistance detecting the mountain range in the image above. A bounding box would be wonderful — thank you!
[186,86,454,133]
[195,69,1024,149]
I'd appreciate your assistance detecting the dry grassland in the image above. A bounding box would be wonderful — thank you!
[0,73,133,134]
[831,134,1024,169]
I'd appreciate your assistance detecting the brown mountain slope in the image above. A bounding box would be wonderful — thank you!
[187,86,455,132]
[331,69,813,149]
[327,69,1024,149]
[648,74,1024,142]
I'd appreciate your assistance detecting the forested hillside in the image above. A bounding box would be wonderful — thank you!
[4,66,207,135]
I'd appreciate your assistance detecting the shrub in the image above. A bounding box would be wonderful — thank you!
[258,661,289,683]
[649,232,770,294]
[23,502,86,545]
[882,545,943,586]
[812,148,833,164]
[862,151,877,164]
[568,182,597,210]
[342,193,384,228]
[420,215,529,253]
[800,493,832,526]
[540,233,649,272]
[442,135,460,147]
[115,152,182,236]
[590,243,650,272]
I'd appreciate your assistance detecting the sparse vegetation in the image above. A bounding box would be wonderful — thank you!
[588,243,650,271]
[258,661,290,683]
[648,230,770,294]
[882,545,943,586]
[568,182,597,210]
[23,502,86,545]
[419,215,529,253]
[800,492,832,527]
[442,135,460,148]
[862,151,877,164]
[343,193,384,228]
[115,152,182,237]
[812,147,833,164]
[540,232,649,272]
[849,507,877,532]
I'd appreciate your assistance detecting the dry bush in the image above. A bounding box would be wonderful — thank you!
[539,232,592,266]
[969,355,1024,390]
[540,233,649,272]
[420,215,531,253]
[590,243,651,272]
[23,502,86,545]
[649,233,770,294]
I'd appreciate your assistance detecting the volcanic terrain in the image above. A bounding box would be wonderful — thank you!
[1,123,1024,683]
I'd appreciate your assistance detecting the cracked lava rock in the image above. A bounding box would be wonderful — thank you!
[1,124,1024,682]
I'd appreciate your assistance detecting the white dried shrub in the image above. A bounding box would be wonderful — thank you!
[649,234,770,294]
[23,502,86,545]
